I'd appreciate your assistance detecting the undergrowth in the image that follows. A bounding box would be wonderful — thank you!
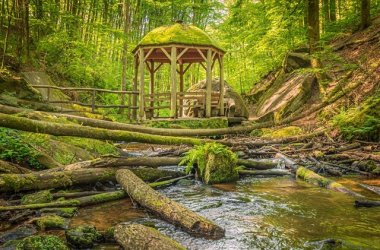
[333,92,380,141]
[0,127,43,169]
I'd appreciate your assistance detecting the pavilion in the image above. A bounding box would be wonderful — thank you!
[132,21,226,120]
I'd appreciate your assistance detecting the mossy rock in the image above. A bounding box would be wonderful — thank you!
[260,126,303,139]
[33,215,67,231]
[181,143,239,184]
[21,190,53,205]
[11,235,69,250]
[102,227,115,243]
[65,225,103,249]
[40,207,78,218]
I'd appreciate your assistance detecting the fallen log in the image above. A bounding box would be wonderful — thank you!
[0,113,203,146]
[116,169,225,239]
[0,167,185,192]
[114,224,186,250]
[354,200,380,207]
[236,159,277,170]
[0,160,32,174]
[359,183,380,196]
[238,169,291,176]
[63,156,182,171]
[0,175,192,211]
[296,167,363,197]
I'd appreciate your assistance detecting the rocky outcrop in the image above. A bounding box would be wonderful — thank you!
[184,79,249,119]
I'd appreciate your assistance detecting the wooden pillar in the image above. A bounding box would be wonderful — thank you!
[206,49,212,118]
[170,46,177,118]
[132,56,138,120]
[179,63,184,117]
[138,48,145,120]
[149,61,154,109]
[219,55,225,116]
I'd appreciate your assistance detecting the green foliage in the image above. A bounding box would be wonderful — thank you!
[333,93,380,141]
[21,190,53,205]
[0,128,43,169]
[146,117,228,129]
[180,143,237,182]
[14,235,69,250]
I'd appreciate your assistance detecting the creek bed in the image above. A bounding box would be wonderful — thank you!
[70,172,380,250]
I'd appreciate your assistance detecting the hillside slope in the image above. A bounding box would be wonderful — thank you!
[245,16,380,128]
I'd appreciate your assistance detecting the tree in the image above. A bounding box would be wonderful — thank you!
[361,0,371,29]
[307,0,320,53]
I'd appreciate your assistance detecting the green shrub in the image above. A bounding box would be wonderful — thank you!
[333,93,380,141]
[0,128,43,169]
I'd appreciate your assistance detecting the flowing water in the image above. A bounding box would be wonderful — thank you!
[70,173,380,250]
[69,143,380,249]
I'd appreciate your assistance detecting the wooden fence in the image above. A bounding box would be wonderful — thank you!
[32,85,139,119]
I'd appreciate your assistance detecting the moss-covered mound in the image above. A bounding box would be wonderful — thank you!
[3,235,69,250]
[181,143,238,184]
[33,215,67,230]
[21,190,53,205]
[65,225,103,249]
[136,22,223,51]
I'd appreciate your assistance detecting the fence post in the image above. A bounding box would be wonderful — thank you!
[47,87,50,104]
[91,90,96,113]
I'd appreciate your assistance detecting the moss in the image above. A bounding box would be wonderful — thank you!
[21,190,53,205]
[102,227,115,242]
[40,207,78,218]
[89,190,125,203]
[14,235,69,250]
[296,166,333,187]
[356,160,380,175]
[34,215,66,230]
[55,137,119,156]
[136,23,223,51]
[181,143,239,184]
[66,225,103,249]
[1,174,37,192]
[258,126,303,138]
[146,117,228,129]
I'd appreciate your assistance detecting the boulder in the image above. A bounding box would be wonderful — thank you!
[65,225,103,249]
[183,78,249,118]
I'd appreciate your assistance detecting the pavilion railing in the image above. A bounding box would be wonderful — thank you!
[143,91,223,118]
[31,85,139,119]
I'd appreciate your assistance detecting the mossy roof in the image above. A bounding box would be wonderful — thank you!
[134,23,224,52]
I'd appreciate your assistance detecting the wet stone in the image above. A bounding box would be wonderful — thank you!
[0,225,37,244]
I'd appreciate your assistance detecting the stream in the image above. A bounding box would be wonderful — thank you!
[69,143,380,250]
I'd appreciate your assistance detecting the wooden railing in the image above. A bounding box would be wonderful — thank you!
[144,91,223,118]
[32,85,139,118]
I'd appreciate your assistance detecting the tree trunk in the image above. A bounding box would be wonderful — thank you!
[296,166,363,197]
[330,0,337,21]
[361,0,371,29]
[115,169,225,239]
[119,0,130,114]
[0,113,203,146]
[114,224,186,250]
[238,169,292,176]
[0,160,32,174]
[355,200,380,207]
[236,159,278,170]
[63,156,182,171]
[359,183,380,196]
[0,167,185,192]
[307,0,320,53]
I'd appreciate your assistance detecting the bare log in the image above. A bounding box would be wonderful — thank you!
[296,167,363,197]
[0,167,185,192]
[236,159,277,170]
[359,184,380,196]
[63,156,181,171]
[0,113,203,146]
[116,169,225,239]
[238,169,291,176]
[355,200,380,207]
[114,224,186,250]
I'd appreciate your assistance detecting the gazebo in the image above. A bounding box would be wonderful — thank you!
[132,21,226,120]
